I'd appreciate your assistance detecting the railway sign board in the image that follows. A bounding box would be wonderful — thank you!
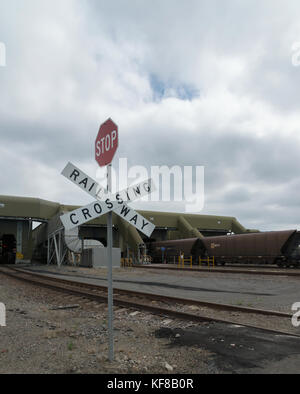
[60,162,156,236]
[95,118,118,167]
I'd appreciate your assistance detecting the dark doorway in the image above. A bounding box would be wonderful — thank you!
[0,234,16,264]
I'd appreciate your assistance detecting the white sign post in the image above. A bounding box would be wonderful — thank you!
[106,162,114,361]
[60,119,156,362]
[98,118,118,363]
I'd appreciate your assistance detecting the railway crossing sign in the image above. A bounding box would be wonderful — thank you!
[60,118,156,362]
[60,162,156,236]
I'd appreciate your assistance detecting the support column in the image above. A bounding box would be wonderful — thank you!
[47,236,50,265]
[16,221,23,263]
[177,216,204,239]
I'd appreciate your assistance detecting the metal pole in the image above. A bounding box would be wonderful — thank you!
[107,163,114,361]
[47,236,50,265]
[58,231,61,267]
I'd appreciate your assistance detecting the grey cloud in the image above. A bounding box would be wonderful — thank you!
[115,124,300,230]
[1,0,300,232]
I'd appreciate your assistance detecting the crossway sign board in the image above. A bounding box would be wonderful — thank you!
[61,162,107,201]
[60,162,156,236]
[61,162,154,205]
[60,185,156,236]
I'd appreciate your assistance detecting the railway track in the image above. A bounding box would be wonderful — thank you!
[132,264,300,277]
[0,265,298,338]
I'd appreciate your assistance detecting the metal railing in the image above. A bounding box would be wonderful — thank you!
[178,255,193,268]
[121,255,153,267]
[121,257,133,267]
[177,255,215,268]
[199,256,215,267]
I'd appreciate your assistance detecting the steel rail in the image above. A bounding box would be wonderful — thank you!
[9,266,293,318]
[0,266,298,338]
[132,264,300,277]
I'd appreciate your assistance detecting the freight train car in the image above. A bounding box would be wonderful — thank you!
[146,238,204,264]
[147,230,300,267]
[201,229,300,267]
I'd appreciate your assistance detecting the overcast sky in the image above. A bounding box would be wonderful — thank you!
[1,0,300,231]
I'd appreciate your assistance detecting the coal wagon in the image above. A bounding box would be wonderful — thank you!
[200,229,300,267]
[146,238,204,264]
[147,230,300,267]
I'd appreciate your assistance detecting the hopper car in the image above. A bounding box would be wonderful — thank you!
[147,229,300,268]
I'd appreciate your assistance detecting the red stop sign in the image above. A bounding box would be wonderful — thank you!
[95,118,118,167]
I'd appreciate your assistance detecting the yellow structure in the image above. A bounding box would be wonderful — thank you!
[0,195,258,264]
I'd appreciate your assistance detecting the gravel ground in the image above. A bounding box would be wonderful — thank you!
[0,273,215,374]
[1,268,300,374]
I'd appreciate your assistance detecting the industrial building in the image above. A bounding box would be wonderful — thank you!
[0,195,257,266]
